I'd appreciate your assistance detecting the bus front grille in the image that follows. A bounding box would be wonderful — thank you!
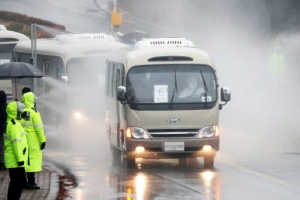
[147,129,199,138]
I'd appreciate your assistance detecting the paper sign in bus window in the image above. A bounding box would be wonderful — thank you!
[154,85,168,103]
[202,96,212,102]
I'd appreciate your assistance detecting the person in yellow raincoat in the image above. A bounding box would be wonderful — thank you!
[268,45,286,77]
[4,101,28,200]
[21,91,46,190]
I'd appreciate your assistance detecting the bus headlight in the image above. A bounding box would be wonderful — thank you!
[126,127,150,139]
[72,111,87,121]
[73,111,83,120]
[197,125,219,138]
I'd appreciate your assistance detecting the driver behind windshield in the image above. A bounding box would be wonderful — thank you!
[177,74,204,98]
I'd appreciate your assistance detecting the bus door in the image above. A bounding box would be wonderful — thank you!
[39,56,63,125]
[116,64,125,148]
[111,63,119,147]
[108,62,125,148]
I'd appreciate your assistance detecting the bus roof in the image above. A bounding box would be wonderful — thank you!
[13,33,128,61]
[109,38,216,70]
[0,30,30,44]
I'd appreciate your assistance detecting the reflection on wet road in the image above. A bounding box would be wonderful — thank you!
[45,133,223,200]
[108,159,220,200]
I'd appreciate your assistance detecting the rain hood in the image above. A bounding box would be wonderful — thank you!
[22,92,35,108]
[6,101,18,120]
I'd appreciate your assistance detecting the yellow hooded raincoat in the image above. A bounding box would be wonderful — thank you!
[4,101,28,168]
[22,92,46,172]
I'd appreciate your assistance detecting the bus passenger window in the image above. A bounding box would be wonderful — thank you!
[112,64,117,97]
[36,56,44,87]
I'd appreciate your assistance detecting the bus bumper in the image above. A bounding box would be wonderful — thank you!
[125,137,219,159]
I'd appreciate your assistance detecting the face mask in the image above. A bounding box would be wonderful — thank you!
[17,102,25,119]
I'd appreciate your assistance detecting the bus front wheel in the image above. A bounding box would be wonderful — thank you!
[110,144,121,165]
[126,155,135,168]
[204,156,214,169]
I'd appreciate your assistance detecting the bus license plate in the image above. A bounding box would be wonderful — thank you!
[164,142,184,152]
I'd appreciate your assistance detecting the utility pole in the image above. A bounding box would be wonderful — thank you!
[30,23,37,67]
[110,0,130,38]
[110,0,118,36]
[30,23,37,93]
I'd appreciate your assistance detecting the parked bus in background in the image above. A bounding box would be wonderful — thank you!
[106,38,231,168]
[12,33,128,131]
[0,25,30,100]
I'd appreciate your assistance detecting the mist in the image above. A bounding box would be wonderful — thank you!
[33,0,300,159]
[38,75,107,154]
[35,24,69,37]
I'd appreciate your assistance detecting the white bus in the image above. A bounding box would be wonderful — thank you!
[106,38,231,168]
[0,26,30,100]
[12,33,128,128]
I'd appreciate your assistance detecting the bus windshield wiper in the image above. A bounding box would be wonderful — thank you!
[200,69,208,92]
[169,69,178,108]
[200,69,208,106]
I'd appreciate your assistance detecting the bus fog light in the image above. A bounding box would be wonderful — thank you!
[135,146,145,152]
[203,145,212,151]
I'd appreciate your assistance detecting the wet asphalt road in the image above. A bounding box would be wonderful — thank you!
[43,111,300,199]
[2,0,300,199]
[44,130,300,200]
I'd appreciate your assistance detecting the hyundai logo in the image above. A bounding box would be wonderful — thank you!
[166,117,180,124]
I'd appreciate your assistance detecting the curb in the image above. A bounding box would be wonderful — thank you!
[43,165,60,200]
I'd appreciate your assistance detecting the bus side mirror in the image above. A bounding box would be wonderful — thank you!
[221,87,231,102]
[219,87,231,110]
[117,86,127,101]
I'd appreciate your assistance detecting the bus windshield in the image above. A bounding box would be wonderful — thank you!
[66,57,106,116]
[126,64,217,108]
[67,57,106,89]
[0,44,16,64]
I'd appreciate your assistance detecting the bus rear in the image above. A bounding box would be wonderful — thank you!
[13,33,128,133]
[0,28,29,100]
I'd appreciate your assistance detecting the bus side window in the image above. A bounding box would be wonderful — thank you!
[48,61,58,79]
[106,63,109,95]
[19,53,31,63]
[57,58,65,81]
[12,52,19,62]
[116,68,120,89]
[116,65,124,95]
[37,55,43,87]
[108,63,113,97]
[118,64,124,86]
[44,57,58,92]
[112,64,117,97]
[44,59,50,92]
